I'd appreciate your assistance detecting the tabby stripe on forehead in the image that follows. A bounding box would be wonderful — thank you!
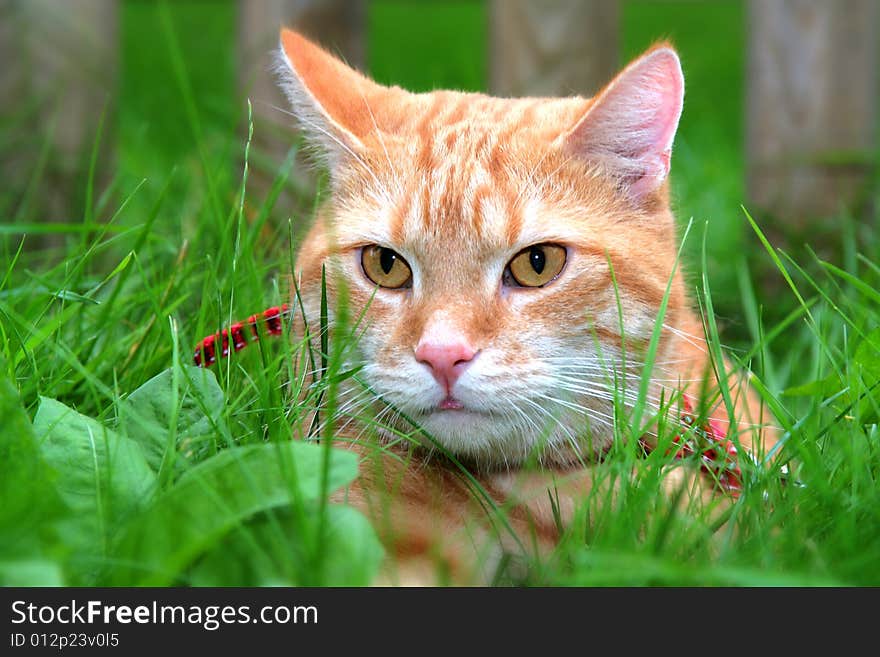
[488,113,526,162]
[415,95,446,172]
[443,96,469,126]
[487,138,507,175]
[437,169,457,223]
[420,180,434,232]
[389,185,413,244]
[470,183,491,238]
[472,129,494,156]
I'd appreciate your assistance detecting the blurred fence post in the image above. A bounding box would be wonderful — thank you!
[237,0,366,211]
[1,0,117,229]
[746,0,878,224]
[488,0,619,97]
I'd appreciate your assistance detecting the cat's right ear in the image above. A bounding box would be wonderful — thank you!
[275,29,378,168]
[560,44,684,205]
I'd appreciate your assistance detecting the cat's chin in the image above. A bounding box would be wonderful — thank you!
[408,406,556,467]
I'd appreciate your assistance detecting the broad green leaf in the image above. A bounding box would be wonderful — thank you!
[106,440,359,585]
[188,505,383,586]
[33,397,156,560]
[783,375,838,398]
[316,504,384,585]
[120,366,228,474]
[0,372,63,558]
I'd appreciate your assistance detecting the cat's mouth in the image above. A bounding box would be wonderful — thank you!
[438,396,464,411]
[416,394,483,415]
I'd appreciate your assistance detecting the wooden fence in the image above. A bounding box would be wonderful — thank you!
[2,0,877,225]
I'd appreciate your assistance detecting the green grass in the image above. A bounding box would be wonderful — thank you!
[622,0,747,315]
[1,1,879,586]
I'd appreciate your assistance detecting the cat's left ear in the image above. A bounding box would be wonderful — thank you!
[561,44,684,203]
[275,29,390,168]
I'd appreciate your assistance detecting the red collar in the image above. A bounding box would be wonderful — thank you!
[669,395,745,496]
[193,304,290,367]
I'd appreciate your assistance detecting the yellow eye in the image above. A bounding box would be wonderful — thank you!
[506,244,566,287]
[361,245,413,289]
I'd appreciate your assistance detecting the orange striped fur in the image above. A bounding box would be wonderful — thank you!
[276,29,776,584]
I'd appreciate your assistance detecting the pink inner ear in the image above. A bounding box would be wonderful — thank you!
[565,47,684,198]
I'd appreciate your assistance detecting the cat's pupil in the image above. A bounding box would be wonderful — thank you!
[529,247,545,274]
[380,248,396,274]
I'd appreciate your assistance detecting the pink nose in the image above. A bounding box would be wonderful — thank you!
[415,340,477,393]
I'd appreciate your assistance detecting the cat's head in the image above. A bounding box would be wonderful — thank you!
[277,29,687,466]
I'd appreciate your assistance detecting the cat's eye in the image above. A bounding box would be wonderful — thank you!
[505,244,566,288]
[361,245,413,289]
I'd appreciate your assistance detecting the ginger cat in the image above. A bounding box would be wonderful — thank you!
[274,29,776,584]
